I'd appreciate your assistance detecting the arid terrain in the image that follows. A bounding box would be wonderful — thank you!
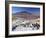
[12,11,40,31]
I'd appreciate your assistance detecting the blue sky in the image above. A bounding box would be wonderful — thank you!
[12,7,40,15]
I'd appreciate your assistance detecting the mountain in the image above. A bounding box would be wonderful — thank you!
[13,11,32,15]
[12,11,40,20]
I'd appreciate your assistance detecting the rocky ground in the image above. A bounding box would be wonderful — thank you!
[12,18,40,31]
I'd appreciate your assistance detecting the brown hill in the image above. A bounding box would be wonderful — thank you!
[12,11,40,20]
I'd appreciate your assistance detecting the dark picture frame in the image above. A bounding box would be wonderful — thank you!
[5,1,45,37]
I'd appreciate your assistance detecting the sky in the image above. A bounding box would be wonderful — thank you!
[12,7,40,15]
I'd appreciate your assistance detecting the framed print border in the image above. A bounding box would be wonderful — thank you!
[5,1,45,37]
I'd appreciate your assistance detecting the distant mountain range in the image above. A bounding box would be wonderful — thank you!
[13,11,32,15]
[12,11,40,20]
